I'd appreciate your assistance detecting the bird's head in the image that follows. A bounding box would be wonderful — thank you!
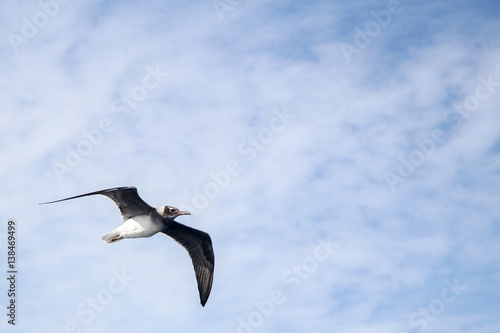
[159,206,191,219]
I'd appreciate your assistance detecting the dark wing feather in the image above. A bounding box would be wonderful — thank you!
[39,186,154,220]
[162,222,215,306]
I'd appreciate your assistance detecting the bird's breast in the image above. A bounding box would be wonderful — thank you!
[120,215,164,238]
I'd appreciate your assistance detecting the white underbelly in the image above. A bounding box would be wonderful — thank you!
[118,215,163,239]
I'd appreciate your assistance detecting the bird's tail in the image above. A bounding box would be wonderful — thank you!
[100,230,123,244]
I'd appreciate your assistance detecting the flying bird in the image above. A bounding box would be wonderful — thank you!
[39,186,214,306]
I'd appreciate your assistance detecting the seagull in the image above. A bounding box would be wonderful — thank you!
[39,186,214,306]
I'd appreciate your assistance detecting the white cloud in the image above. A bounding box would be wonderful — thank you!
[1,0,500,332]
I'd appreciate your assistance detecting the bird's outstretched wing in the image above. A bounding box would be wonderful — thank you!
[162,222,215,306]
[39,186,154,220]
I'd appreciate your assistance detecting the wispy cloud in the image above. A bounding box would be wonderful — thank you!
[1,0,500,332]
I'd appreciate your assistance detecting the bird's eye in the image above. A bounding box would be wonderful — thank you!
[168,208,177,213]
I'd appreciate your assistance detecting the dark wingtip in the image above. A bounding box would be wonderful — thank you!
[37,186,138,207]
[200,293,210,307]
[38,198,69,205]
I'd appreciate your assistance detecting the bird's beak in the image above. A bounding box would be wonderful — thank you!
[178,211,191,216]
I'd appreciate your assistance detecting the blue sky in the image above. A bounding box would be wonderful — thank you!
[1,0,500,332]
